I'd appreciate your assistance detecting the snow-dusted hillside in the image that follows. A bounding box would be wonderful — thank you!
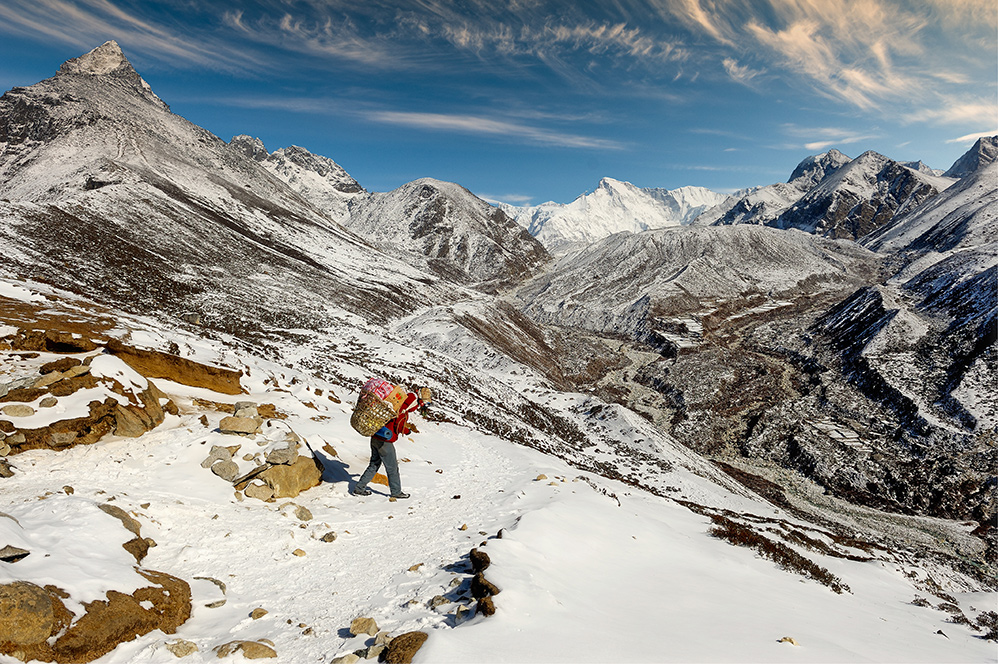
[699,149,955,240]
[344,178,550,290]
[229,136,363,223]
[500,178,726,254]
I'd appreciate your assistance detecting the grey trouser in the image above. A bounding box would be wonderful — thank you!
[355,437,402,495]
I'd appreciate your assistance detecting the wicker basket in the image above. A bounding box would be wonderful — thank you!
[350,393,398,436]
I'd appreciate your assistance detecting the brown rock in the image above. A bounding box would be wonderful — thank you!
[476,595,496,616]
[292,549,306,557]
[470,573,500,599]
[0,545,30,563]
[244,482,275,502]
[106,339,243,395]
[122,537,156,564]
[40,357,81,375]
[469,548,491,573]
[1,404,35,418]
[257,455,322,499]
[0,581,54,645]
[99,503,142,536]
[349,616,379,637]
[10,330,97,354]
[39,396,58,408]
[165,638,199,657]
[215,639,277,659]
[219,416,259,435]
[382,631,428,664]
[249,608,268,620]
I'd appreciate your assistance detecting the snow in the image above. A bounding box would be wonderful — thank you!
[0,282,45,303]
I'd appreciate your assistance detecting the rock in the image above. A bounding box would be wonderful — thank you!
[469,548,491,573]
[33,371,65,389]
[62,485,74,494]
[408,563,424,572]
[200,444,237,468]
[375,632,393,646]
[292,548,306,557]
[194,576,227,594]
[219,416,259,435]
[361,644,386,659]
[49,431,77,448]
[165,638,199,657]
[64,364,91,378]
[5,433,25,445]
[778,636,800,646]
[250,608,268,619]
[106,339,243,395]
[244,481,275,502]
[113,405,149,438]
[0,460,13,478]
[122,537,155,564]
[349,616,379,637]
[40,357,81,374]
[331,654,361,664]
[99,503,142,536]
[205,600,226,609]
[0,545,30,563]
[199,414,210,427]
[266,441,299,465]
[429,595,449,608]
[0,581,54,645]
[382,631,428,664]
[322,443,338,457]
[535,474,548,481]
[233,402,258,418]
[215,640,277,659]
[476,595,496,616]
[38,396,58,408]
[210,460,239,482]
[470,573,500,599]
[0,443,9,457]
[1,404,35,418]
[294,505,312,521]
[454,605,471,622]
[320,531,337,542]
[257,455,322,499]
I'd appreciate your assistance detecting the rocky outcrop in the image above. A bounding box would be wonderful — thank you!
[107,339,243,395]
[0,569,191,664]
[381,631,428,664]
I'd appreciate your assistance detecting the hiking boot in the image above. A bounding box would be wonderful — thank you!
[351,486,371,496]
[390,492,410,500]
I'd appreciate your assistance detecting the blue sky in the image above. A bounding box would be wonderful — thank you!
[1,1,995,205]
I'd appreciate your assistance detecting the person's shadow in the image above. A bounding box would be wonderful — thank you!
[306,439,353,485]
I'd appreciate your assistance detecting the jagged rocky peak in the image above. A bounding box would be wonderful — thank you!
[272,145,363,193]
[229,134,270,162]
[788,148,851,187]
[943,135,998,179]
[57,40,142,81]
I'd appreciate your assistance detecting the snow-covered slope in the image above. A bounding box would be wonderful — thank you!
[500,178,726,254]
[700,149,955,240]
[0,41,463,330]
[229,136,363,223]
[344,178,551,291]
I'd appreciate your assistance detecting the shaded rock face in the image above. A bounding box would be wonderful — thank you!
[944,136,998,179]
[107,339,243,395]
[382,631,428,664]
[0,570,191,664]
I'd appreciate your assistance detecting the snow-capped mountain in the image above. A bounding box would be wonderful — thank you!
[699,149,955,240]
[344,178,551,291]
[943,135,998,179]
[499,177,726,254]
[1,43,995,664]
[229,135,363,223]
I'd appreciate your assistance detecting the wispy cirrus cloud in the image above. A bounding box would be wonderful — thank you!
[366,110,625,149]
[945,130,998,145]
[782,124,881,151]
[0,0,258,71]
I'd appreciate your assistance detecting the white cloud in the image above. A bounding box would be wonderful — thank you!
[722,58,763,85]
[945,130,998,145]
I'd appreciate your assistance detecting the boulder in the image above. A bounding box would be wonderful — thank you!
[257,455,322,499]
[233,402,258,418]
[469,548,491,573]
[165,639,199,657]
[265,441,299,465]
[39,396,58,408]
[470,573,500,599]
[10,330,98,354]
[98,503,142,536]
[200,444,238,469]
[40,358,81,375]
[294,505,312,521]
[219,416,259,436]
[0,581,54,645]
[210,460,239,482]
[476,595,496,616]
[0,443,10,457]
[0,545,31,563]
[320,531,337,542]
[215,639,277,659]
[50,431,78,448]
[349,616,379,637]
[244,482,275,502]
[1,404,35,418]
[382,631,428,664]
[249,608,268,620]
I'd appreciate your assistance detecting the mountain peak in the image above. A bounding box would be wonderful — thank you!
[943,135,998,179]
[788,149,851,186]
[58,41,135,77]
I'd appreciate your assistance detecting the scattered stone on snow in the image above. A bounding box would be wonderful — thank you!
[331,654,360,664]
[210,460,239,482]
[244,482,275,502]
[319,531,337,542]
[292,549,306,557]
[193,576,227,594]
[218,416,259,436]
[1,404,35,418]
[470,573,500,599]
[165,638,199,657]
[322,443,338,457]
[382,631,428,664]
[0,460,13,478]
[249,608,268,619]
[375,632,393,646]
[205,600,227,609]
[349,616,379,637]
[429,595,449,609]
[200,445,238,469]
[98,503,142,536]
[476,595,496,616]
[535,474,548,481]
[469,548,491,573]
[214,639,277,659]
[778,636,800,646]
[39,396,58,408]
[62,486,74,494]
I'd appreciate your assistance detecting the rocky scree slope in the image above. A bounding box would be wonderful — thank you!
[342,178,551,292]
[228,135,363,223]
